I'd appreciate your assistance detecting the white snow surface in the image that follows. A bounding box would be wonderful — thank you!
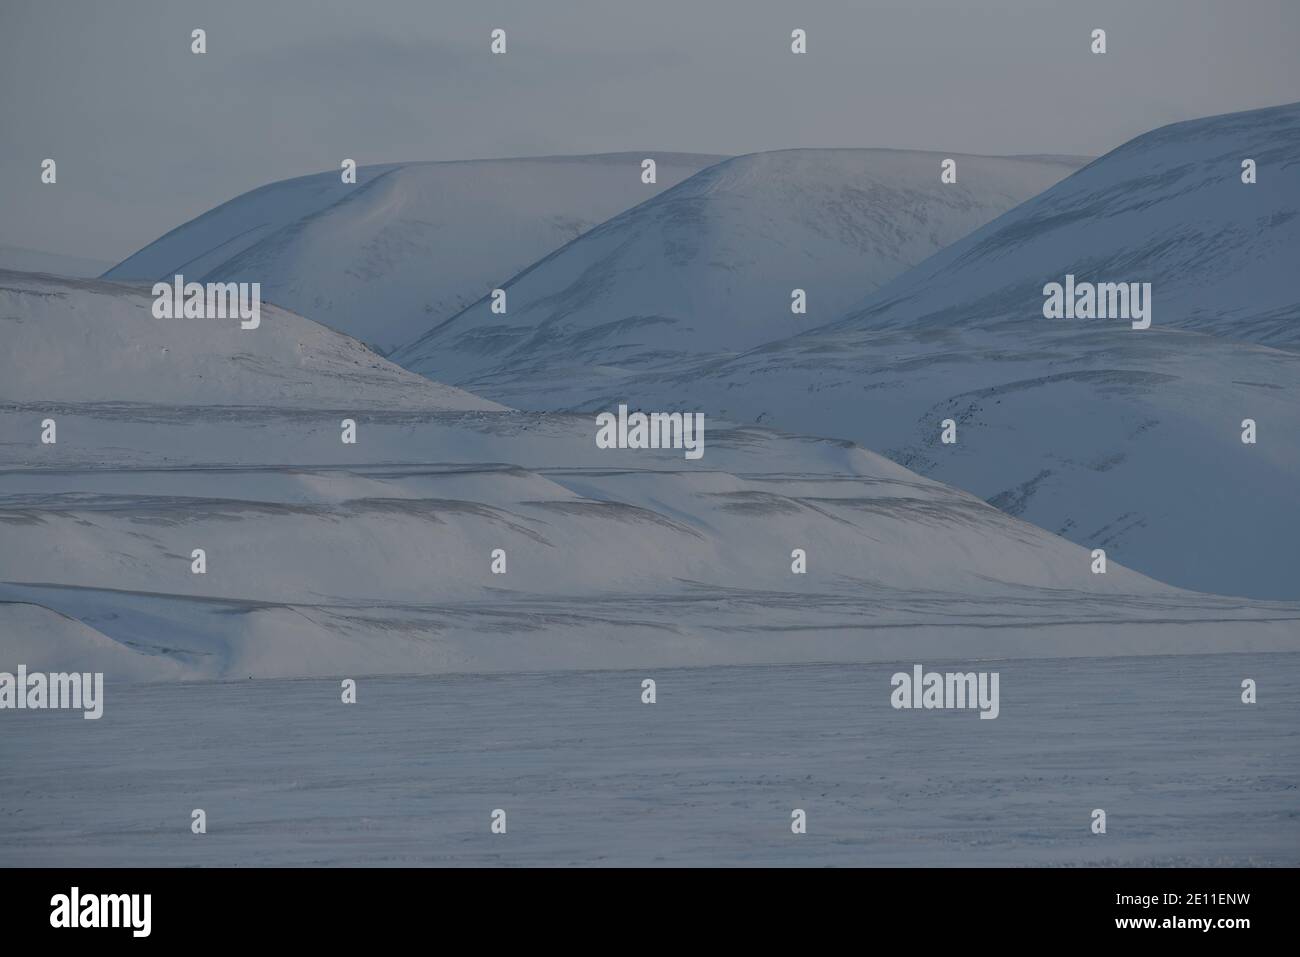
[3,655,1297,866]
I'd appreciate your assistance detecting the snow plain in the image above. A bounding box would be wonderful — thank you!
[2,654,1295,866]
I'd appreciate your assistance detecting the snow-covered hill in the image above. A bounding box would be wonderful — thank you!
[642,320,1300,600]
[5,272,1295,681]
[828,101,1300,348]
[0,270,499,410]
[102,153,726,353]
[395,149,1085,383]
[527,105,1300,599]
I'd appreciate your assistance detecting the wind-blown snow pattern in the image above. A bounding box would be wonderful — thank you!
[102,153,726,354]
[444,105,1300,601]
[395,149,1085,385]
[4,272,1296,682]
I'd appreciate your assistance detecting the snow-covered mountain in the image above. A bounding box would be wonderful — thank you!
[512,105,1300,600]
[395,149,1086,383]
[102,153,726,353]
[828,101,1300,348]
[6,271,1295,682]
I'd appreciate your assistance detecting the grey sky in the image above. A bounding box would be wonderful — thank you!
[3,0,1298,263]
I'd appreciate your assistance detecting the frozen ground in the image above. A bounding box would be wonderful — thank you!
[1,653,1295,867]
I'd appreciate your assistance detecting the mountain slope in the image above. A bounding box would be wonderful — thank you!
[103,153,726,353]
[564,105,1300,599]
[830,101,1300,347]
[395,149,1086,388]
[6,272,1296,680]
[0,270,500,410]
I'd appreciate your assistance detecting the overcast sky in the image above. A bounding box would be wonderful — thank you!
[3,0,1299,263]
